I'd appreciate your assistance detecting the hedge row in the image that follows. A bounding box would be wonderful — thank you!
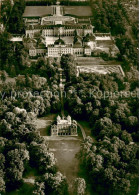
[26,1,90,6]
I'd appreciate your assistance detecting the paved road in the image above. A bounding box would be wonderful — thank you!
[59,67,65,117]
[77,122,86,140]
[23,178,35,184]
[43,136,80,141]
[58,67,86,140]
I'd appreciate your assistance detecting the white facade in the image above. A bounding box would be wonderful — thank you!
[51,115,77,136]
[48,45,73,57]
[26,26,93,38]
[29,48,46,57]
[47,44,92,57]
[25,4,119,58]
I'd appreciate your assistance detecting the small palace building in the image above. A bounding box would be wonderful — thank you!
[51,115,78,136]
[23,1,119,58]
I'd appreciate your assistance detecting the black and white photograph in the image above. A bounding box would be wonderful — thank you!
[0,0,138,194]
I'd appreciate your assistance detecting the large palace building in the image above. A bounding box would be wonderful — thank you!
[23,1,119,57]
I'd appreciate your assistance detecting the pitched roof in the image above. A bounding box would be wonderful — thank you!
[84,34,96,42]
[54,38,65,45]
[73,41,82,48]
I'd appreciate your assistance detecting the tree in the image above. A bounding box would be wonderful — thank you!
[33,182,45,195]
[6,148,29,188]
[80,136,138,194]
[43,172,68,195]
[0,153,5,170]
[61,54,77,81]
[73,178,86,195]
[0,137,7,153]
[29,142,57,173]
[126,116,138,127]
[73,30,78,44]
[0,172,6,194]
[120,130,133,144]
[0,71,7,83]
[8,0,25,34]
[92,117,113,136]
[85,102,93,115]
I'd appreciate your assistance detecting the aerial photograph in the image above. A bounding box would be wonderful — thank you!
[0,0,138,194]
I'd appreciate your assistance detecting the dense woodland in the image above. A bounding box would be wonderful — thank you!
[0,55,138,194]
[90,0,138,70]
[0,59,78,194]
[60,54,138,194]
[1,0,25,34]
[0,0,138,194]
[62,54,138,141]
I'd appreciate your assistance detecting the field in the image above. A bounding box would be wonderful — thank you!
[48,140,81,183]
[47,136,98,194]
[76,57,120,66]
[64,6,92,17]
[23,6,52,17]
[47,138,95,195]
[34,113,57,136]
[23,6,92,17]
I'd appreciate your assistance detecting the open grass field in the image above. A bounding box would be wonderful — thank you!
[48,139,81,190]
[35,113,57,136]
[48,137,97,195]
[76,57,120,66]
[23,6,92,17]
[64,6,92,17]
[23,6,52,17]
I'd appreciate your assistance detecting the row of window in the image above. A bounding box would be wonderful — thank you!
[43,29,91,35]
[27,30,92,38]
[49,48,72,52]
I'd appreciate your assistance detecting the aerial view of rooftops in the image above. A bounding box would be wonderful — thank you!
[0,0,138,195]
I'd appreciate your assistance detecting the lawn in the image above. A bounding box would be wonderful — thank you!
[48,139,81,192]
[23,6,52,17]
[48,137,98,195]
[23,6,92,17]
[35,113,57,136]
[76,57,120,66]
[64,6,92,17]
